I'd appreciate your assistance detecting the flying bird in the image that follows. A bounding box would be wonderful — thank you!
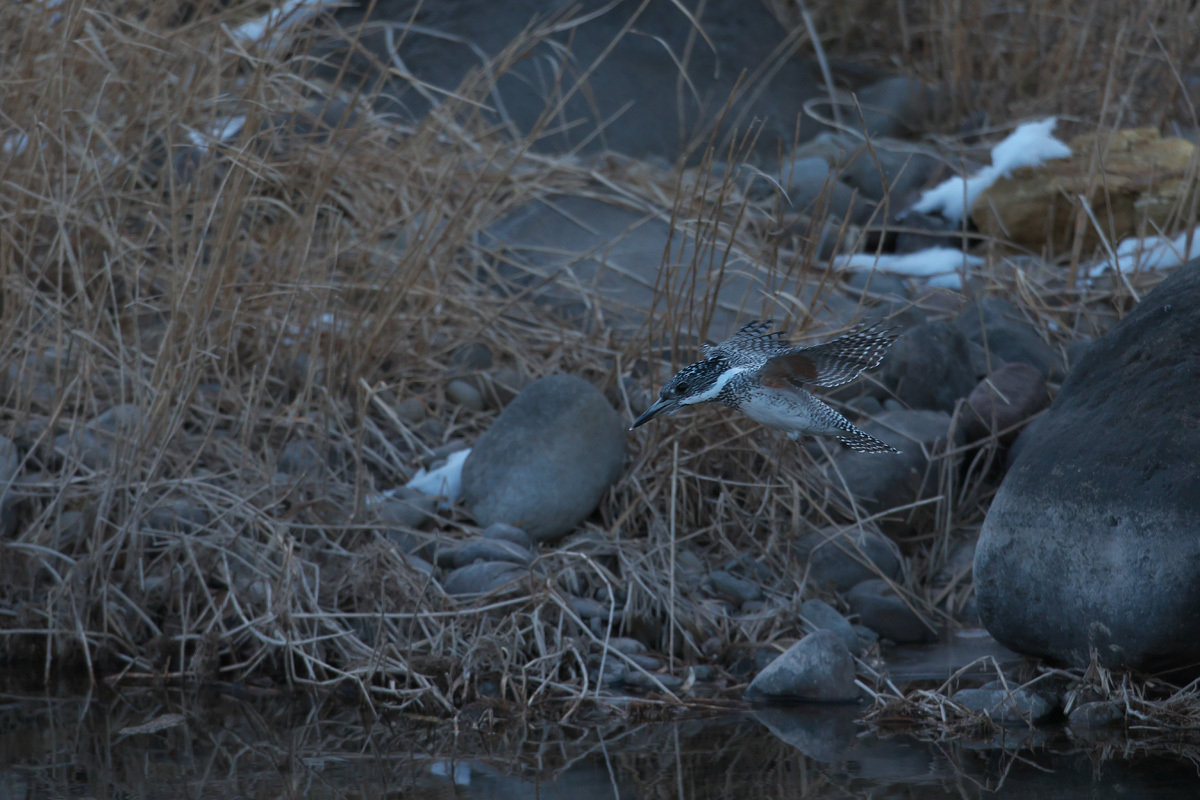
[631,320,899,453]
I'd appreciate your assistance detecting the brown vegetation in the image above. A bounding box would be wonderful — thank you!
[0,0,1195,726]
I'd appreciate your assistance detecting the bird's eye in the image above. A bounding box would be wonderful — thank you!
[674,382,688,395]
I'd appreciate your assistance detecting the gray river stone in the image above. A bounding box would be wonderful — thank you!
[829,409,963,523]
[877,320,976,412]
[975,261,1200,669]
[440,561,527,596]
[745,630,857,702]
[800,598,861,656]
[846,579,937,644]
[461,375,625,542]
[951,687,1055,725]
[956,297,1062,378]
[793,526,901,591]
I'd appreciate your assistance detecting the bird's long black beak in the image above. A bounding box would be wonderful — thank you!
[631,398,672,430]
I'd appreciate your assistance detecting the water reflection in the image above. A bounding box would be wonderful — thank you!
[0,681,1196,799]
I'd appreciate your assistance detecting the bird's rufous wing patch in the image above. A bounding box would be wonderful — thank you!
[757,351,819,387]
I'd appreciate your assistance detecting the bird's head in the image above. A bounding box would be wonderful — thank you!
[630,358,729,430]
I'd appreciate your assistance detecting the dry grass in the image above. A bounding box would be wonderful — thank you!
[864,652,1200,759]
[776,0,1200,133]
[0,0,1193,721]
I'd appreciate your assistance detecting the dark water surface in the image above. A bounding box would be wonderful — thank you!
[1,678,1198,799]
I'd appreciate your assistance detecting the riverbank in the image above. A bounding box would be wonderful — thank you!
[1,0,1198,747]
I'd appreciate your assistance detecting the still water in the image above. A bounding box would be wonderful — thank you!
[1,678,1198,799]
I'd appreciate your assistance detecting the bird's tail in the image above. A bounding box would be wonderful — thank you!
[837,425,900,454]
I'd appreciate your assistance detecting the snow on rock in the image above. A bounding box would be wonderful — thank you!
[910,118,1072,224]
[184,115,247,152]
[832,248,985,289]
[402,448,471,508]
[231,0,344,49]
[1089,226,1200,278]
[988,117,1073,177]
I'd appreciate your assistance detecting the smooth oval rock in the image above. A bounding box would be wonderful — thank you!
[461,375,625,543]
[88,403,144,435]
[450,537,535,568]
[277,440,329,477]
[440,561,526,597]
[446,379,485,411]
[376,489,438,529]
[975,262,1200,669]
[708,569,763,607]
[1068,700,1124,729]
[745,629,858,702]
[481,522,533,549]
[846,579,937,643]
[143,500,210,533]
[54,430,108,470]
[951,687,1055,725]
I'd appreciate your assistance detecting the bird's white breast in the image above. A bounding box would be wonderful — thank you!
[740,390,806,430]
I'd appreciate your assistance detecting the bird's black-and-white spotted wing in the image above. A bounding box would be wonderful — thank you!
[701,320,790,366]
[758,322,897,388]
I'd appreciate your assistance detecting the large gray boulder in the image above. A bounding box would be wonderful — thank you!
[975,262,1200,669]
[483,194,845,337]
[461,375,625,542]
[320,0,831,160]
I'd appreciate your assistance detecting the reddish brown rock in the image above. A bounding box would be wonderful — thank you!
[962,362,1049,441]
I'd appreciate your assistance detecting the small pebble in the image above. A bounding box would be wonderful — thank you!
[417,418,446,441]
[708,569,763,606]
[620,671,684,692]
[1068,699,1124,729]
[626,653,664,671]
[952,687,1056,725]
[88,404,144,435]
[482,522,533,549]
[446,379,485,411]
[846,579,938,643]
[450,342,494,371]
[603,637,646,656]
[376,491,438,529]
[570,596,620,622]
[143,500,210,533]
[439,561,525,596]
[395,396,426,422]
[278,440,327,477]
[450,538,534,568]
